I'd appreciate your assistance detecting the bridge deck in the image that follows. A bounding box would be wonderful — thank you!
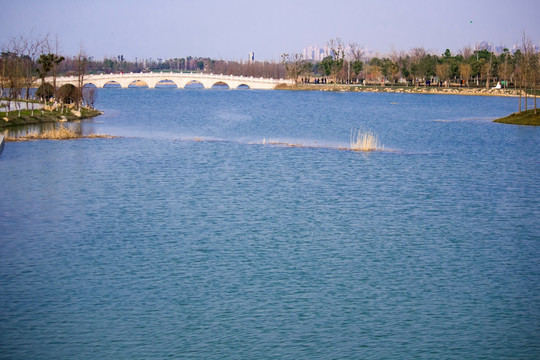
[42,72,292,90]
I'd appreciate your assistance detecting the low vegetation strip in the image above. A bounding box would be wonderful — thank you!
[493,109,540,126]
[6,125,114,141]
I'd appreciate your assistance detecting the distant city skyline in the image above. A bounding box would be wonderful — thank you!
[0,0,539,61]
[302,40,540,62]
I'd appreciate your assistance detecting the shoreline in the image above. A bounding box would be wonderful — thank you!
[0,107,103,131]
[276,83,526,97]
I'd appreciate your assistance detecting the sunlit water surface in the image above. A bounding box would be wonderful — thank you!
[1,88,539,359]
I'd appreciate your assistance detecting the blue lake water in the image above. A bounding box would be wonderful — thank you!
[1,88,539,359]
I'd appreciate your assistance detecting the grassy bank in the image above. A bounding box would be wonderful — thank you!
[0,107,102,130]
[493,109,540,126]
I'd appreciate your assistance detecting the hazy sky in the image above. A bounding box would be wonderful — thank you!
[1,0,539,61]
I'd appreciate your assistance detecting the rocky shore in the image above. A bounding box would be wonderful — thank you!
[277,83,525,97]
[351,86,523,97]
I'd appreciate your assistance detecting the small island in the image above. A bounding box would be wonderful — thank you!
[0,104,102,130]
[1,41,105,141]
[1,101,105,140]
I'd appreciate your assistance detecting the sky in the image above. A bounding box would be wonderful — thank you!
[1,0,539,61]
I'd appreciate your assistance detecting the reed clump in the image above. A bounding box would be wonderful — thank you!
[37,126,80,139]
[350,128,383,151]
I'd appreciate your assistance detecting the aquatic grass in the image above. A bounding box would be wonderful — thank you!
[37,126,80,140]
[6,125,114,141]
[349,128,383,151]
[261,131,386,152]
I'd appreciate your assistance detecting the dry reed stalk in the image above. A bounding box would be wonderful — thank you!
[350,128,382,151]
[40,126,80,139]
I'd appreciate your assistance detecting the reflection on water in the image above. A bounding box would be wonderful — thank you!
[2,121,88,138]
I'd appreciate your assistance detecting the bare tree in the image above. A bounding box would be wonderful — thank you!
[349,42,365,83]
[41,35,65,101]
[523,36,531,111]
[498,49,512,89]
[82,86,97,108]
[459,45,473,60]
[387,61,400,85]
[281,53,308,85]
[410,47,427,86]
[349,42,364,62]
[530,47,539,114]
[1,51,25,115]
[481,53,495,89]
[394,51,411,85]
[76,48,87,109]
[459,63,472,87]
[8,35,45,113]
[435,63,450,87]
[521,32,537,113]
[514,50,525,112]
[0,54,5,99]
[1,38,33,115]
[327,38,345,87]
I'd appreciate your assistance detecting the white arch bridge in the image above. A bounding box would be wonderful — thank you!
[43,72,291,90]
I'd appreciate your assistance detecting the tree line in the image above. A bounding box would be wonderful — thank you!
[2,34,538,114]
[282,36,539,113]
[73,55,287,80]
[0,34,96,114]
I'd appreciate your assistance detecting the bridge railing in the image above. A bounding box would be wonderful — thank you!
[49,72,285,83]
[44,72,291,87]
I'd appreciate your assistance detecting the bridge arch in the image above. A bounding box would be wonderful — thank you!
[184,80,205,89]
[103,80,122,88]
[211,81,230,89]
[83,82,98,88]
[128,80,149,88]
[155,79,178,88]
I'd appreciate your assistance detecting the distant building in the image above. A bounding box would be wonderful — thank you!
[302,45,331,61]
[248,52,254,63]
